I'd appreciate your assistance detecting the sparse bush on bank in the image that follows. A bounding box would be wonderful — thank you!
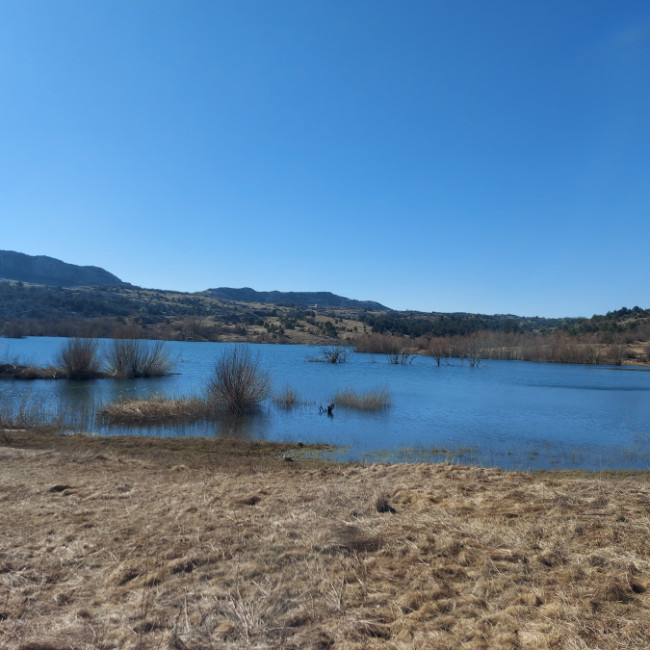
[56,337,102,379]
[333,387,391,411]
[207,345,270,415]
[105,339,173,378]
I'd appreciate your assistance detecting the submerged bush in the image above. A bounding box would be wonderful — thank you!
[56,337,102,379]
[333,387,391,411]
[309,345,350,364]
[207,346,270,415]
[105,339,173,378]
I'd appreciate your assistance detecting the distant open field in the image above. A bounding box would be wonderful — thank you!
[2,431,650,649]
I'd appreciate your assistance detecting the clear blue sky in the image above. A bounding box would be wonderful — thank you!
[1,1,649,317]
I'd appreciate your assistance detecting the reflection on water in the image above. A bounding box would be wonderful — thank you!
[2,337,650,470]
[102,413,272,441]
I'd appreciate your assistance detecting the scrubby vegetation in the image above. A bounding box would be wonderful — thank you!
[56,337,101,379]
[104,339,173,378]
[355,333,416,364]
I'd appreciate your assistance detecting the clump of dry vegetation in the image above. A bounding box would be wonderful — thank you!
[334,386,391,411]
[56,337,102,379]
[0,362,66,379]
[355,333,416,364]
[105,339,173,378]
[1,338,176,381]
[1,430,650,649]
[98,395,214,424]
[272,384,301,410]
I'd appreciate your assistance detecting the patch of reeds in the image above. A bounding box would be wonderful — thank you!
[333,387,391,411]
[98,395,214,425]
[105,339,174,378]
[272,384,300,410]
[0,387,89,433]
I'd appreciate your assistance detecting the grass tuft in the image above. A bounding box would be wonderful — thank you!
[272,384,300,410]
[333,387,391,411]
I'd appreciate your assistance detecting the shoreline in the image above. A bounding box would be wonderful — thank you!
[2,430,650,648]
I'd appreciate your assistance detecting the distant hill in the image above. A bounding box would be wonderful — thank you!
[0,250,127,287]
[204,287,389,311]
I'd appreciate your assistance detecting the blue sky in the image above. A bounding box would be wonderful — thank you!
[1,1,649,317]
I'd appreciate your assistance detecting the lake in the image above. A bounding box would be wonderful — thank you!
[2,337,650,470]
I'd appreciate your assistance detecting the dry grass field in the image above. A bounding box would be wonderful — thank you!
[2,431,650,649]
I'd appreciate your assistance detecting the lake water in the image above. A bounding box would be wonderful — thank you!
[2,337,650,470]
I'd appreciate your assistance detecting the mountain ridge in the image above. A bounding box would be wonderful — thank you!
[204,287,388,311]
[0,250,389,310]
[0,250,127,288]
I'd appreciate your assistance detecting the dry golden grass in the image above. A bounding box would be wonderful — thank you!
[334,387,391,411]
[98,395,214,424]
[2,431,650,649]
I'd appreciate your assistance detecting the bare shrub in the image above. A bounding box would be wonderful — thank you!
[105,339,173,378]
[309,345,350,364]
[333,387,391,411]
[426,337,451,366]
[56,337,102,379]
[354,334,415,364]
[207,346,270,415]
[388,351,416,365]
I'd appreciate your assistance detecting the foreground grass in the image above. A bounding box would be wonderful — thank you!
[1,431,650,649]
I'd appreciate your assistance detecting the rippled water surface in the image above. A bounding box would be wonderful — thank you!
[3,337,650,470]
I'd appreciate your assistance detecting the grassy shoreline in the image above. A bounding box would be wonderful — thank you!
[2,430,650,648]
